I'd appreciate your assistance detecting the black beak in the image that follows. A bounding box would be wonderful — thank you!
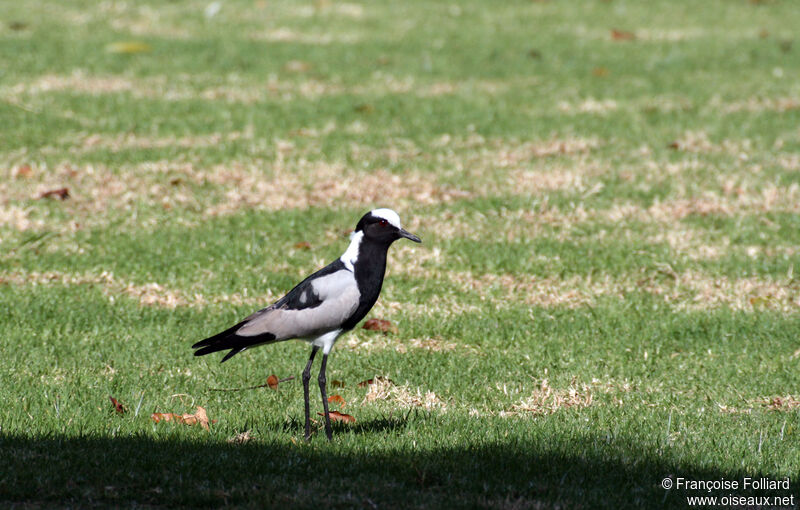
[398,228,422,243]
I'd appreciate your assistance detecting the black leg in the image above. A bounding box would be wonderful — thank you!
[302,346,319,441]
[318,353,333,441]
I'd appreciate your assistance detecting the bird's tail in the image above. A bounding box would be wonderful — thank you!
[191,323,277,362]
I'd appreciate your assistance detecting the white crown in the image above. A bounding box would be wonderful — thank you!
[371,208,402,229]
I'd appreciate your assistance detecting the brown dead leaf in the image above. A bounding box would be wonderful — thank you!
[330,380,345,388]
[354,103,375,113]
[15,165,32,178]
[318,411,355,423]
[592,67,610,77]
[109,396,126,414]
[39,188,70,200]
[267,374,279,390]
[363,318,397,334]
[293,241,312,250]
[328,394,346,407]
[151,406,214,430]
[611,29,636,41]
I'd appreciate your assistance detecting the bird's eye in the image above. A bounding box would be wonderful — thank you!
[379,219,389,227]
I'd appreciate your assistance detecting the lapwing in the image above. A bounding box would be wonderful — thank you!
[192,208,421,440]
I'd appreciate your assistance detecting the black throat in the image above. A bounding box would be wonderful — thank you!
[342,237,390,330]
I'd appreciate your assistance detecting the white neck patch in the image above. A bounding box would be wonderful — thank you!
[339,230,363,272]
[371,208,402,229]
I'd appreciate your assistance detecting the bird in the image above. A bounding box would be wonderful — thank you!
[192,208,421,440]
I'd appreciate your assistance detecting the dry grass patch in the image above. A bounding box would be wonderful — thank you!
[400,266,800,313]
[251,27,362,45]
[640,269,800,312]
[65,131,254,153]
[3,71,343,103]
[1,158,464,227]
[374,296,481,320]
[710,96,800,114]
[289,2,367,19]
[510,379,594,416]
[0,270,277,309]
[0,161,205,230]
[557,98,618,114]
[761,395,800,411]
[668,130,754,157]
[653,185,800,218]
[0,205,43,232]
[350,73,513,97]
[3,72,138,96]
[646,228,728,261]
[343,329,460,354]
[362,377,446,411]
[441,271,626,309]
[606,184,800,222]
[203,161,467,216]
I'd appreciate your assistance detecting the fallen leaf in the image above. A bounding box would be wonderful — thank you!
[318,411,355,423]
[151,406,214,430]
[14,165,33,178]
[527,49,542,59]
[354,103,375,113]
[294,241,312,250]
[106,41,152,54]
[39,188,69,200]
[591,67,609,77]
[109,396,126,414]
[8,21,28,31]
[330,380,345,388]
[363,318,397,334]
[611,29,636,41]
[328,394,346,407]
[668,141,680,150]
[267,374,279,390]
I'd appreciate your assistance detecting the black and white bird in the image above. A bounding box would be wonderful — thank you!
[192,208,421,440]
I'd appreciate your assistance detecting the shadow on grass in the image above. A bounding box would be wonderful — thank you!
[0,429,786,509]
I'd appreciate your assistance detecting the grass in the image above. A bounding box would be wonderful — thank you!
[1,0,799,508]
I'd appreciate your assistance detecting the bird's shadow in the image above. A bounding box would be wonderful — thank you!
[1,429,786,508]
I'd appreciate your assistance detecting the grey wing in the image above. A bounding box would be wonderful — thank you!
[236,269,360,340]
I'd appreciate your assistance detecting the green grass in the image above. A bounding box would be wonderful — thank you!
[1,0,799,508]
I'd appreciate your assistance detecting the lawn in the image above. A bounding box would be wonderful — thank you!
[1,0,799,508]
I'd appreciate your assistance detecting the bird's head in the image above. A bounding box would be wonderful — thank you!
[354,208,421,245]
